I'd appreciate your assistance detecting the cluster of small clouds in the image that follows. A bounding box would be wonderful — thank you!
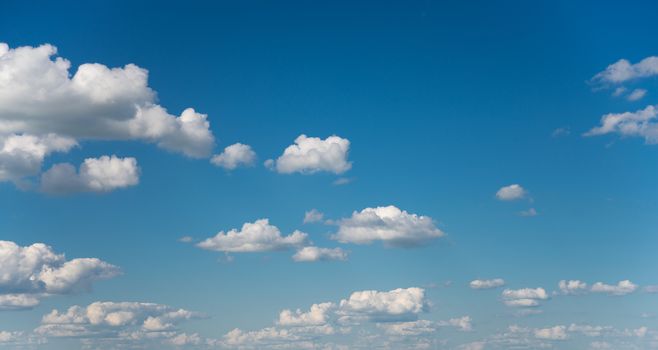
[0,240,120,310]
[587,56,658,145]
[464,323,653,350]
[558,279,638,296]
[218,287,473,349]
[191,205,444,262]
[33,301,206,348]
[0,43,357,195]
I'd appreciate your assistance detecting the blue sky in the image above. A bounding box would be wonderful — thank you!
[1,1,658,349]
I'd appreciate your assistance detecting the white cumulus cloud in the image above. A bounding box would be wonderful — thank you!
[558,280,588,295]
[292,247,347,262]
[196,219,308,253]
[41,155,139,194]
[210,143,256,170]
[496,184,527,201]
[592,56,658,84]
[0,240,119,310]
[584,105,658,144]
[333,205,444,247]
[267,134,351,174]
[502,288,549,308]
[0,43,215,188]
[302,209,324,224]
[338,287,427,322]
[591,280,637,296]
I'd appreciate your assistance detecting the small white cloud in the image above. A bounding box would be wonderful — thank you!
[496,184,527,201]
[584,105,658,144]
[502,288,548,308]
[519,208,537,217]
[558,280,588,295]
[0,134,77,183]
[333,205,444,247]
[592,56,658,84]
[470,279,505,290]
[591,280,637,296]
[303,209,324,224]
[268,134,351,174]
[332,177,352,185]
[612,87,627,97]
[278,302,334,326]
[292,247,347,262]
[178,236,193,243]
[534,325,567,340]
[551,127,571,137]
[196,219,308,253]
[627,88,647,101]
[210,143,256,170]
[338,287,427,322]
[41,155,139,194]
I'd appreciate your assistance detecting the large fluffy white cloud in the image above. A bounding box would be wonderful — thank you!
[470,279,505,290]
[584,105,658,144]
[196,219,308,253]
[266,134,351,174]
[210,143,256,170]
[0,240,119,310]
[333,205,444,247]
[40,155,139,194]
[590,280,637,296]
[292,247,348,262]
[501,288,549,308]
[592,56,658,84]
[495,184,527,201]
[0,42,215,187]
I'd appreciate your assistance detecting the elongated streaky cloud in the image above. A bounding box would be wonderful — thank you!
[585,105,658,144]
[470,278,505,289]
[590,280,638,296]
[333,205,444,247]
[0,240,120,310]
[592,56,658,84]
[196,219,308,253]
[0,43,215,186]
[266,134,352,174]
[292,247,347,262]
[210,143,256,170]
[41,155,139,194]
[627,88,647,101]
[496,184,527,201]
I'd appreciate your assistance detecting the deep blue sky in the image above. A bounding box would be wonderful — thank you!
[1,1,658,349]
